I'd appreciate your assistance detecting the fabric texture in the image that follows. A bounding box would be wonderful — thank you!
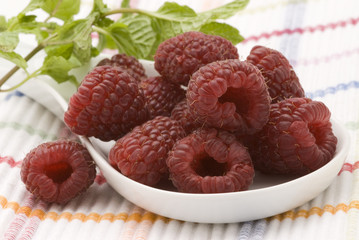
[1,0,359,239]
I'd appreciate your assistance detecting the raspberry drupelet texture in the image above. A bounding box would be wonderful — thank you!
[20,140,96,204]
[250,97,337,175]
[187,59,271,135]
[96,53,147,82]
[154,31,239,86]
[166,128,254,193]
[170,99,202,135]
[140,76,186,119]
[109,116,186,186]
[64,65,149,141]
[246,45,305,103]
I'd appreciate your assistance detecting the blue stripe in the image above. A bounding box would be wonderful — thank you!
[306,80,359,99]
[5,90,25,101]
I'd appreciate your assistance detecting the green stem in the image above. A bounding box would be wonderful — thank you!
[0,44,44,88]
[0,69,41,92]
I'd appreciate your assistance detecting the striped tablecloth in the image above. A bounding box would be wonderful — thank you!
[1,0,359,239]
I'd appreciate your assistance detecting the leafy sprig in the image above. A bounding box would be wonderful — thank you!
[0,0,249,92]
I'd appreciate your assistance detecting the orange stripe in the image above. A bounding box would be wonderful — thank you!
[269,200,359,221]
[0,195,169,224]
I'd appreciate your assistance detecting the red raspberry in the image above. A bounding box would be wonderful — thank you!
[96,53,147,82]
[246,45,305,103]
[140,76,186,119]
[250,97,337,175]
[187,59,271,135]
[166,128,254,193]
[154,31,239,86]
[64,65,149,141]
[170,99,202,135]
[109,116,186,186]
[20,140,96,204]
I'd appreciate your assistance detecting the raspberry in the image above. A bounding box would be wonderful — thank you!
[140,76,186,119]
[154,31,239,86]
[166,128,254,193]
[170,99,202,134]
[109,116,186,186]
[187,59,271,135]
[246,45,305,103]
[249,97,337,175]
[20,140,96,204]
[64,65,149,141]
[96,53,147,82]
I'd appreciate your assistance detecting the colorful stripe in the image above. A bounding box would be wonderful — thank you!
[242,17,359,43]
[0,121,57,140]
[291,46,359,67]
[339,162,359,175]
[269,201,359,221]
[306,80,359,99]
[4,90,24,101]
[0,195,169,224]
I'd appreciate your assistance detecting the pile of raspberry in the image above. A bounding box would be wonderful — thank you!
[21,32,338,202]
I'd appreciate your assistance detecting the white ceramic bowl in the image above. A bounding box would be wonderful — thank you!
[18,59,350,224]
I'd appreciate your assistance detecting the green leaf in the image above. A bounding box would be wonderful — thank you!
[200,22,244,45]
[0,32,19,52]
[120,0,130,8]
[40,56,77,83]
[201,0,249,19]
[41,0,80,21]
[120,14,157,59]
[21,0,44,14]
[0,16,6,32]
[48,14,97,64]
[92,0,109,14]
[45,43,73,59]
[150,2,211,42]
[0,50,28,70]
[155,2,197,18]
[105,22,138,56]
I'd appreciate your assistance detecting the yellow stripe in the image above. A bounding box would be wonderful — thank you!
[269,200,359,221]
[0,195,170,224]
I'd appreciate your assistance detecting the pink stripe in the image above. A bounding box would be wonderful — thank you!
[291,47,359,66]
[0,156,21,168]
[17,200,48,240]
[3,195,36,240]
[338,162,359,175]
[242,17,359,44]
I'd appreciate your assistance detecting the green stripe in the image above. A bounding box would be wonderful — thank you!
[345,121,359,131]
[0,122,57,140]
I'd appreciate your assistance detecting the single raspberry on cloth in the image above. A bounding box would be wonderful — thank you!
[246,45,305,103]
[96,53,147,82]
[140,76,186,119]
[166,128,254,193]
[20,140,96,204]
[187,59,271,134]
[249,97,337,175]
[154,31,239,86]
[64,65,149,141]
[109,116,186,186]
[170,99,202,135]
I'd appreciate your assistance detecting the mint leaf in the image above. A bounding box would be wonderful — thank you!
[41,0,80,21]
[21,0,44,14]
[0,50,28,70]
[200,22,244,44]
[40,56,77,83]
[47,14,97,64]
[201,0,249,19]
[0,16,6,32]
[151,2,211,42]
[120,15,157,59]
[0,32,19,52]
[100,22,138,56]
